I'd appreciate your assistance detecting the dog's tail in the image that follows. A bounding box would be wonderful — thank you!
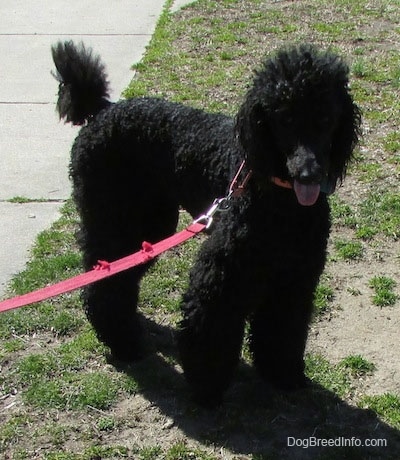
[51,41,111,125]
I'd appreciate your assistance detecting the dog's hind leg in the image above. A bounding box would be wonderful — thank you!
[78,197,180,364]
[83,264,152,363]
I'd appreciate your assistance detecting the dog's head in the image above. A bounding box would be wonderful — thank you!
[235,44,362,206]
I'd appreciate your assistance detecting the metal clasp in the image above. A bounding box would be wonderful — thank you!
[194,197,231,230]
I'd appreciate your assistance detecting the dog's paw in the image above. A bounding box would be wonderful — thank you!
[106,344,146,368]
[191,390,223,409]
[266,373,311,392]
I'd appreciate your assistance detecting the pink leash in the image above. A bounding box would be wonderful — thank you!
[0,223,205,313]
[0,161,253,314]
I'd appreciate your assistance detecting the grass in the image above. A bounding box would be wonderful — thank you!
[329,189,400,241]
[360,394,400,430]
[339,355,376,377]
[329,195,357,228]
[305,354,352,398]
[24,371,120,410]
[313,279,335,314]
[334,239,364,261]
[1,0,400,458]
[358,191,400,240]
[369,275,398,307]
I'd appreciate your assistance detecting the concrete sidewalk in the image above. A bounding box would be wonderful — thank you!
[0,0,192,297]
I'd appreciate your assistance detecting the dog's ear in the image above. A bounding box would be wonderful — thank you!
[328,91,362,188]
[235,100,271,159]
[235,98,290,182]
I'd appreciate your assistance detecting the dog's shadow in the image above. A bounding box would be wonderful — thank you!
[115,314,400,459]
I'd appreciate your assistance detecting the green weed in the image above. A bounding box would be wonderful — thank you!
[137,446,163,460]
[384,131,400,155]
[0,414,32,451]
[339,355,376,377]
[360,394,400,429]
[314,281,334,314]
[334,239,364,261]
[358,191,400,240]
[97,416,117,432]
[305,354,352,398]
[24,371,120,410]
[369,276,398,307]
[166,442,215,460]
[329,195,357,228]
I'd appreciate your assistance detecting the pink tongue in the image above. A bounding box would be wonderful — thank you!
[293,180,321,206]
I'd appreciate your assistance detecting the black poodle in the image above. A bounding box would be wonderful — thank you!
[52,41,361,405]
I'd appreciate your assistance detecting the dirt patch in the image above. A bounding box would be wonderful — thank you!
[308,189,400,397]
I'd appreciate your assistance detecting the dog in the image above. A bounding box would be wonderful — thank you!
[52,41,361,405]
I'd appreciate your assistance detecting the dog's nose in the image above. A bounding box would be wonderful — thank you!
[299,167,322,184]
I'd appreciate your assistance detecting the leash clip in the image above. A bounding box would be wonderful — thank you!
[194,197,230,230]
[193,161,252,230]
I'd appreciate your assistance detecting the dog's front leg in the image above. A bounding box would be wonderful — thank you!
[249,281,315,390]
[177,232,247,407]
[178,293,246,407]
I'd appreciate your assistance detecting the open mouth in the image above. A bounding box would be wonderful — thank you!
[293,180,321,206]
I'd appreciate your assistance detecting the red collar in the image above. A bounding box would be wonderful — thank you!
[229,161,294,196]
[270,176,293,189]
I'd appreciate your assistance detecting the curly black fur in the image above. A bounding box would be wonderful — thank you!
[52,41,111,125]
[52,41,361,406]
